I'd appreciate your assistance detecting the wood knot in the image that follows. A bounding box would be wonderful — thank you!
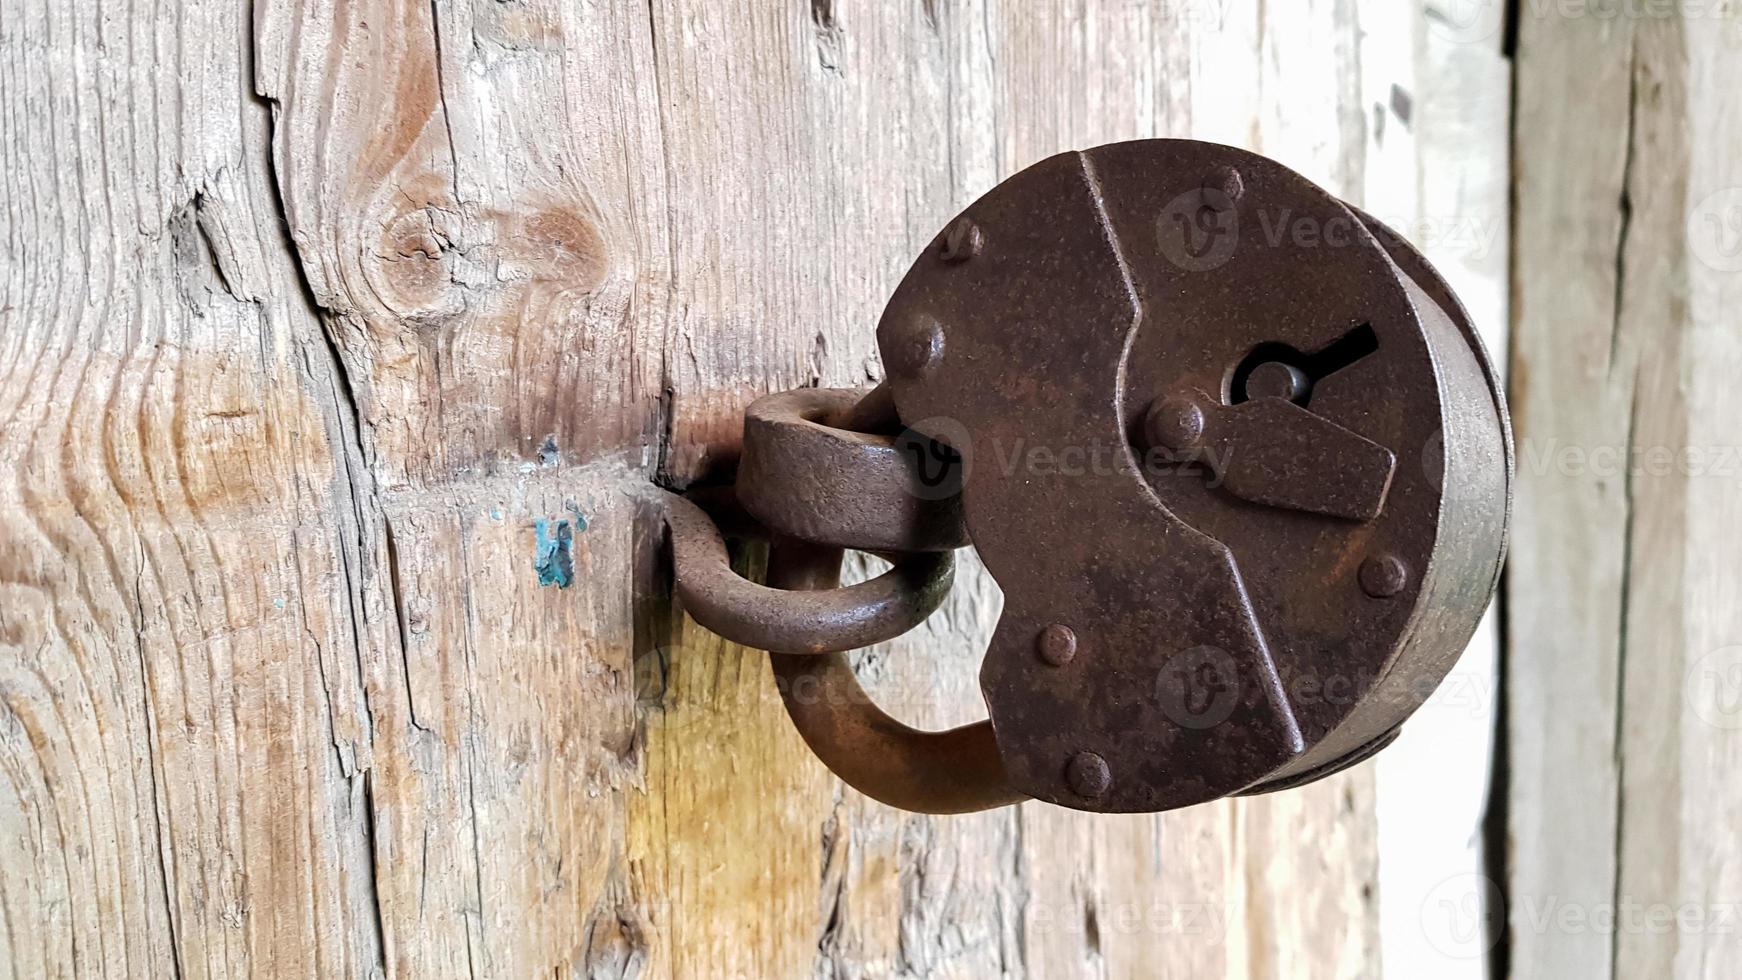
[508,207,609,293]
[373,202,469,323]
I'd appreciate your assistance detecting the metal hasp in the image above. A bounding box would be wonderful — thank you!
[662,138,1512,815]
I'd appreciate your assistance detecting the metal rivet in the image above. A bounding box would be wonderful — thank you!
[886,316,945,380]
[1360,554,1410,598]
[1205,166,1245,211]
[1037,623,1077,666]
[1144,396,1205,453]
[1066,751,1111,798]
[940,216,984,262]
[1245,361,1310,403]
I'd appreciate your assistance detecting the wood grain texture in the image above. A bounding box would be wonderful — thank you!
[1508,6,1742,979]
[0,1,1460,977]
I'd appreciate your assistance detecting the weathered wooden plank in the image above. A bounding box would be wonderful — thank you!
[1507,7,1636,974]
[1509,6,1742,979]
[0,0,387,975]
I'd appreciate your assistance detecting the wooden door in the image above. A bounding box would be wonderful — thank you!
[0,1,1510,977]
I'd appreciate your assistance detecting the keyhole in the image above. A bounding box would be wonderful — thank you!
[1229,323,1379,406]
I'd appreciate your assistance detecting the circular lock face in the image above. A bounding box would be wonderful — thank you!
[876,140,1511,813]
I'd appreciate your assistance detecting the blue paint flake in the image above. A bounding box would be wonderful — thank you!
[533,517,576,588]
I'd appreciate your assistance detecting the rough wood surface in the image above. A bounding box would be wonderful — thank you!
[0,1,1459,977]
[1508,6,1742,979]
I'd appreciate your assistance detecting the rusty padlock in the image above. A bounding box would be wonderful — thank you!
[662,139,1511,814]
